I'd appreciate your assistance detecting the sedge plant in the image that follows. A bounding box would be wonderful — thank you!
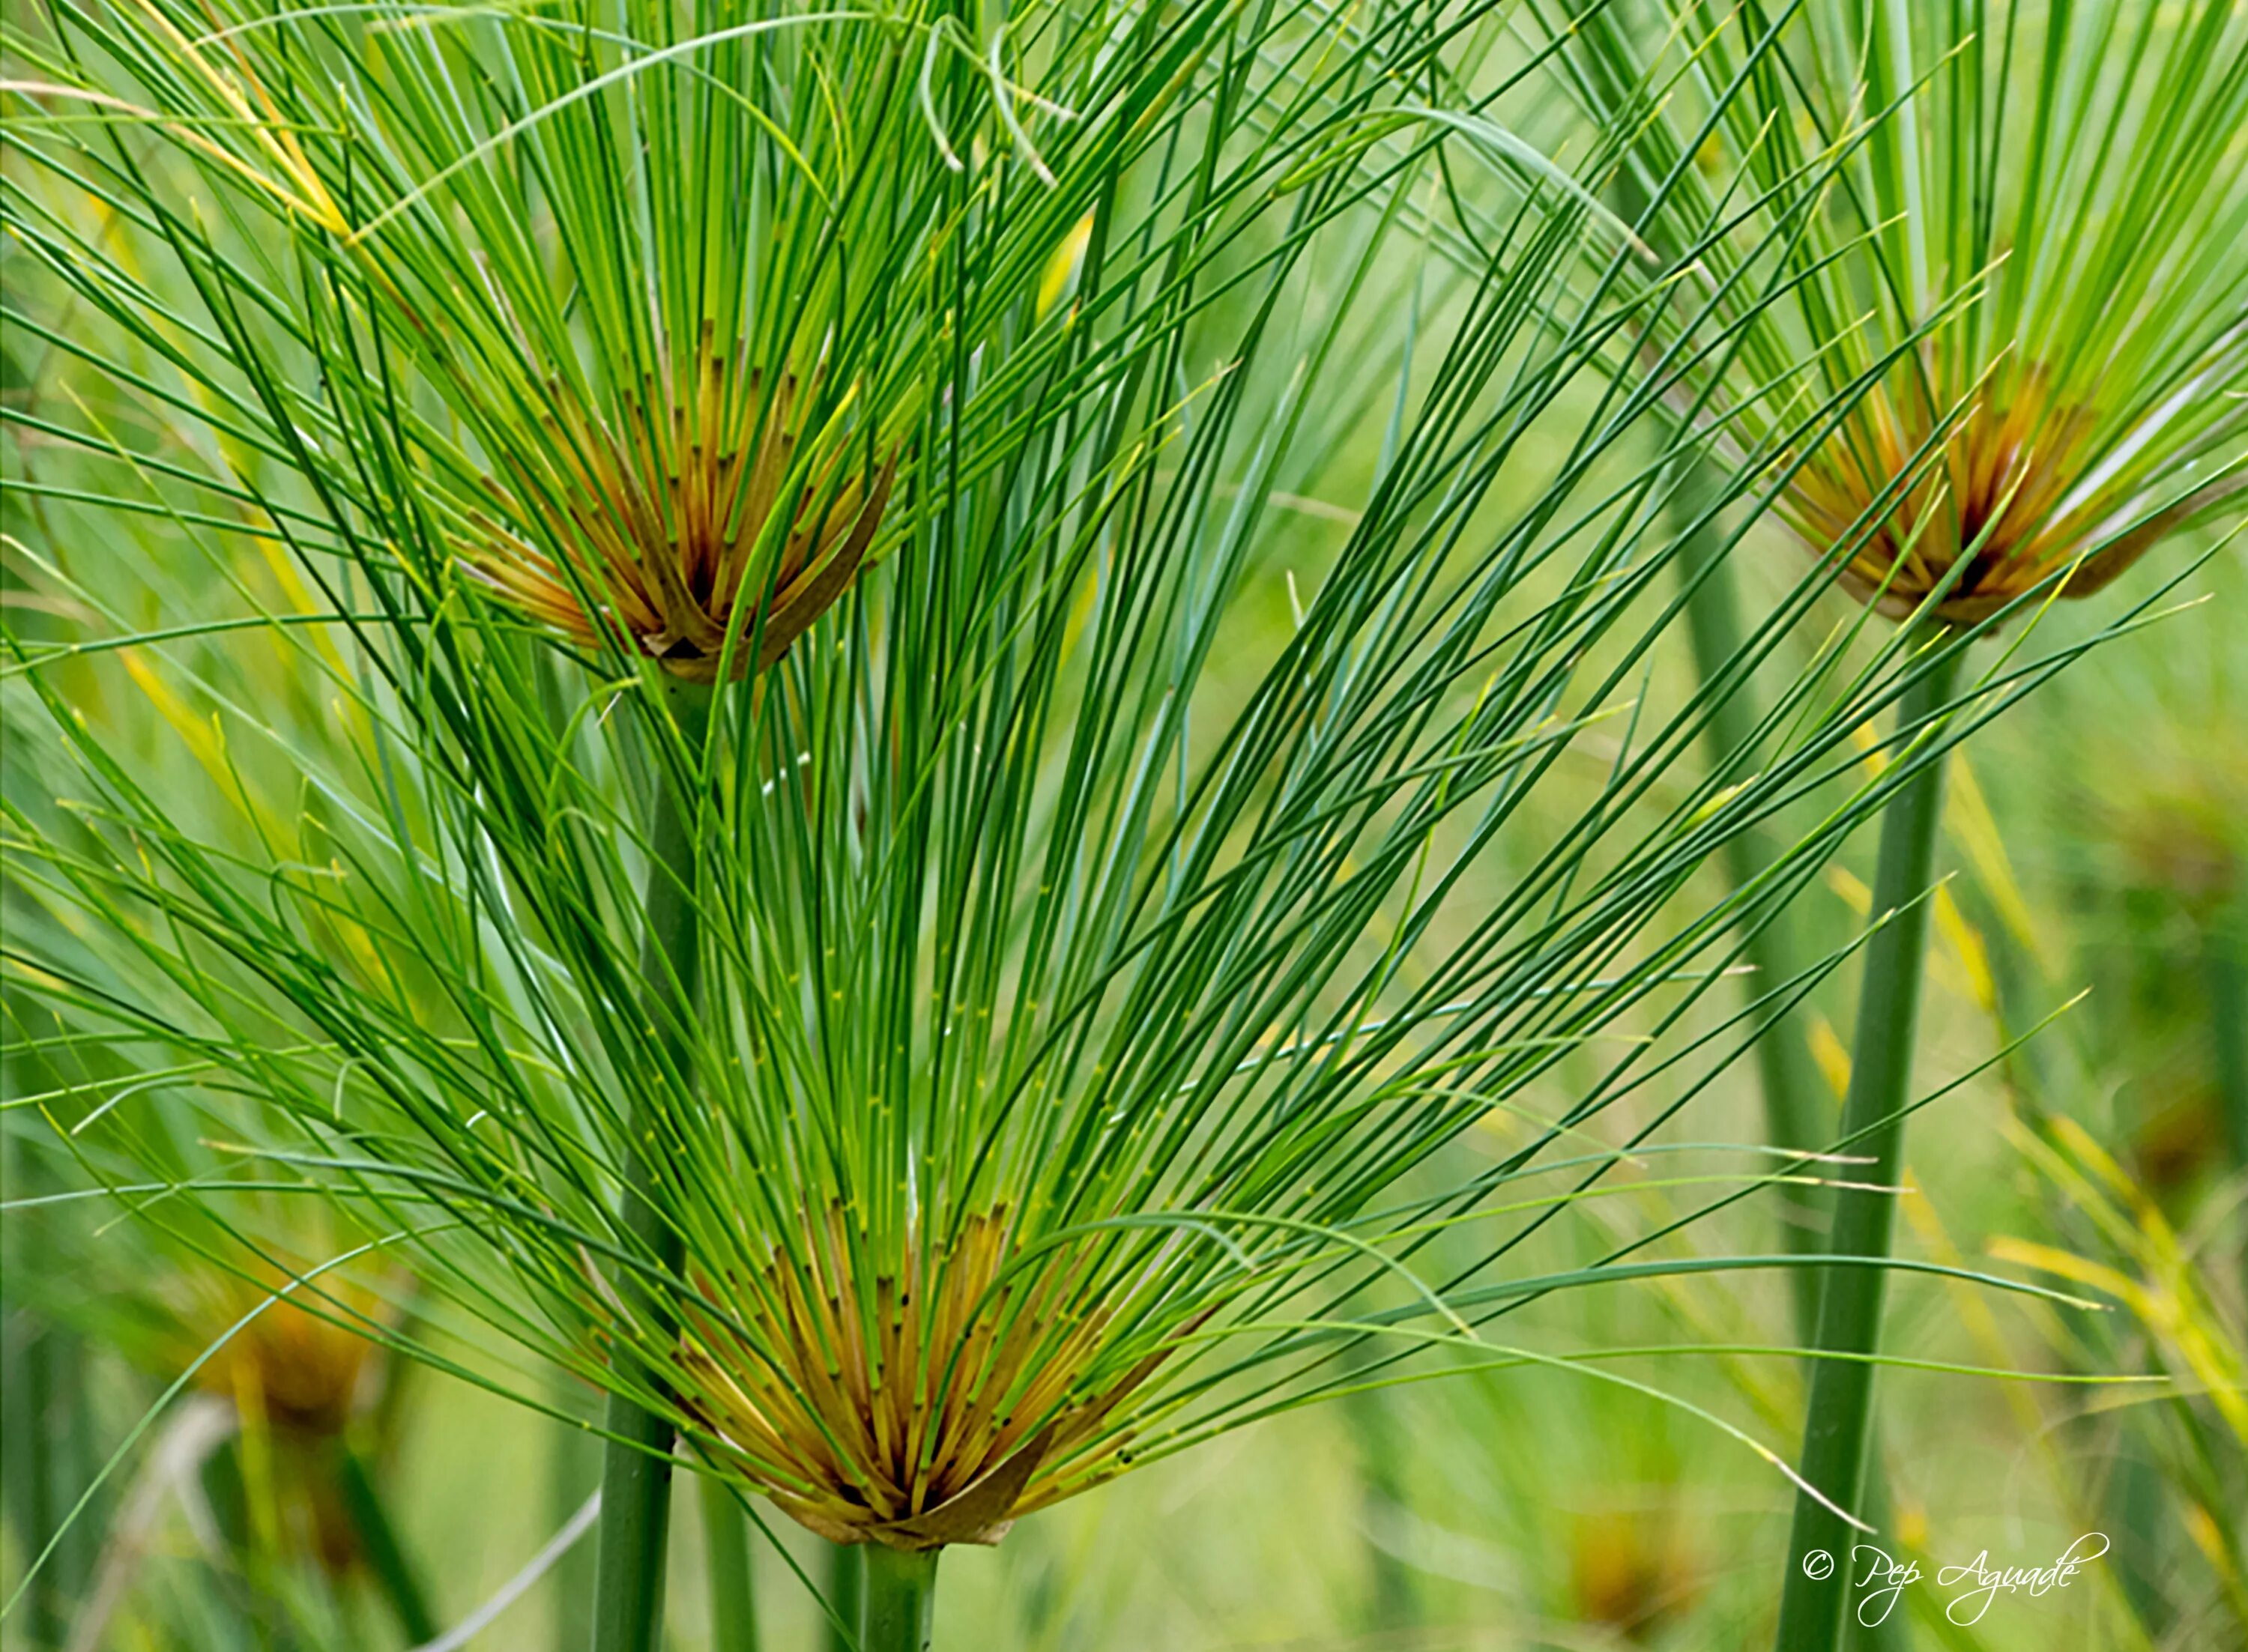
[1968,554,2248,1639]
[1957,855,2248,1645]
[0,1,2183,1646]
[4,0,1311,1639]
[1529,1,2248,1645]
[1,1123,435,1645]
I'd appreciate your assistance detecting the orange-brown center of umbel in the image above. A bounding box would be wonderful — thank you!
[1785,362,2146,622]
[463,339,892,681]
[184,1280,383,1437]
[674,1208,1181,1551]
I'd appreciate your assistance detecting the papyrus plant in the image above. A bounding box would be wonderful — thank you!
[4,0,1313,1637]
[0,1,2169,1645]
[0,1179,432,1644]
[1547,0,2247,614]
[1528,4,2247,1646]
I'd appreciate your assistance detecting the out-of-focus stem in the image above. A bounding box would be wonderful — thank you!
[2,1111,98,1651]
[1676,478,1830,1339]
[552,1379,600,1652]
[860,1546,940,1652]
[10,1316,64,1651]
[698,1477,759,1650]
[589,678,713,1652]
[333,1438,439,1643]
[2206,888,2248,1291]
[1772,646,1965,1652]
[1342,1385,1416,1628]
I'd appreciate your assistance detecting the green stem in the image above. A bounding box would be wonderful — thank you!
[859,1546,940,1652]
[2205,890,2248,1294]
[590,677,713,1652]
[1839,1458,1900,1652]
[1772,645,1965,1652]
[824,1540,865,1652]
[552,1381,601,1652]
[1341,1343,1416,1629]
[333,1439,439,1643]
[698,1477,759,1651]
[10,1316,61,1652]
[1676,486,1831,1339]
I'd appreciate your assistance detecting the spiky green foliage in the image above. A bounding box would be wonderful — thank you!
[0,1,2172,1638]
[1541,0,2248,622]
[1523,9,2247,1649]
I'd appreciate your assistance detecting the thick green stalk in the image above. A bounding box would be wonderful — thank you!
[824,1540,865,1652]
[1772,646,1965,1652]
[859,1546,940,1652]
[698,1477,759,1651]
[333,1439,439,1643]
[1839,1464,1900,1652]
[589,678,713,1652]
[1676,488,1831,1338]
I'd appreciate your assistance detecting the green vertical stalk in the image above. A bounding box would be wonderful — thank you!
[8,1317,62,1651]
[333,1438,439,1642]
[1772,646,1966,1652]
[1676,483,1831,1339]
[824,1540,865,1652]
[2206,889,2248,1293]
[552,1380,600,1652]
[5,1328,100,1651]
[698,1477,759,1650]
[589,678,713,1652]
[859,1546,940,1652]
[1840,1467,1901,1652]
[3,1108,100,1651]
[1344,1388,1417,1630]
